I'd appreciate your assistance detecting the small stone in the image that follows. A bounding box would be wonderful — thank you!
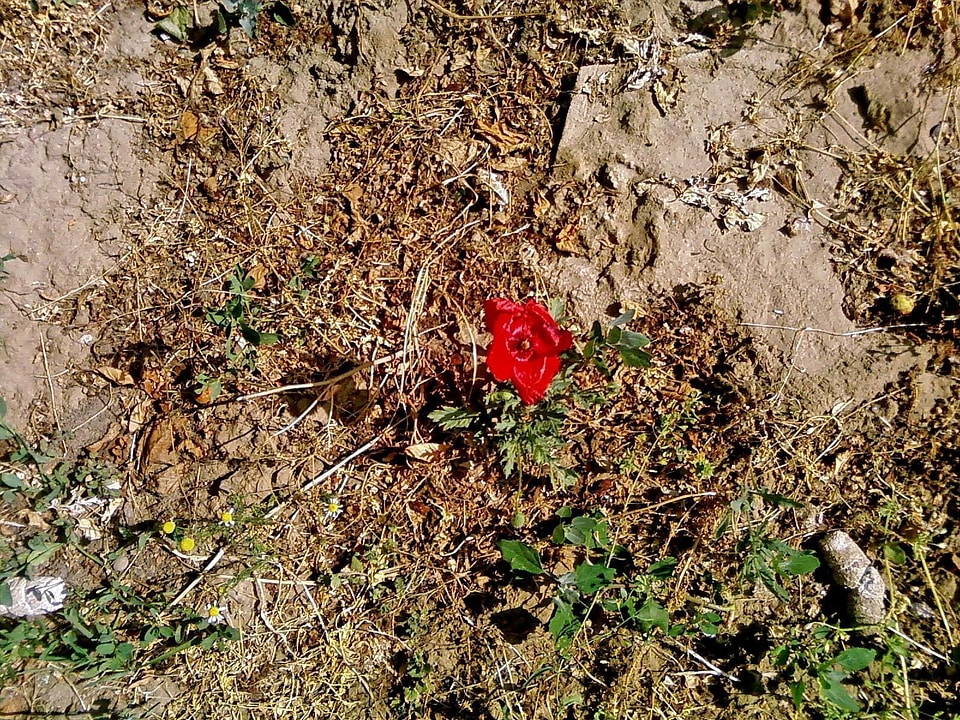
[820,530,887,625]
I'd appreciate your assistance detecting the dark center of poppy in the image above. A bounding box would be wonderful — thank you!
[508,335,533,359]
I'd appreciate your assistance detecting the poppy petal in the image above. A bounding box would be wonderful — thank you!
[483,298,521,333]
[485,330,515,382]
[523,300,573,354]
[512,355,559,405]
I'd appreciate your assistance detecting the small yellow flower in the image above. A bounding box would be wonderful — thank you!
[219,508,236,527]
[179,537,196,553]
[161,521,176,535]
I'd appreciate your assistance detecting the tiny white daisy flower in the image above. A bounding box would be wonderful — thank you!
[205,605,227,625]
[219,507,236,527]
[324,496,343,521]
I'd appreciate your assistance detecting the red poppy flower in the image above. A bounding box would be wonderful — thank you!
[483,298,573,405]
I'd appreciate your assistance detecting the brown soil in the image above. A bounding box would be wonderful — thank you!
[0,0,957,717]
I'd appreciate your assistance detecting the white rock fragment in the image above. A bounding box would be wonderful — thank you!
[819,530,887,625]
[0,576,68,618]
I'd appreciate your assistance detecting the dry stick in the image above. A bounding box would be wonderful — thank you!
[917,547,956,646]
[37,328,64,447]
[272,397,320,437]
[254,578,295,656]
[263,435,382,521]
[681,646,740,683]
[609,491,718,521]
[166,547,227,609]
[887,626,952,664]
[399,217,481,395]
[739,321,927,337]
[236,351,404,401]
[215,575,321,587]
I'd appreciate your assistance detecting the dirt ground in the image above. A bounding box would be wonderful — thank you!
[0,0,958,717]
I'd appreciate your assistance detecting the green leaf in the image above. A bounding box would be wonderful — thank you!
[155,5,192,41]
[635,598,669,634]
[547,298,565,322]
[0,397,6,418]
[497,540,544,575]
[0,472,23,489]
[548,599,580,648]
[647,557,678,580]
[790,680,806,710]
[96,641,116,656]
[753,488,803,508]
[0,581,12,607]
[883,542,907,565]
[427,406,479,430]
[240,324,279,346]
[777,552,820,576]
[819,671,861,712]
[115,642,135,662]
[618,346,652,368]
[616,330,650,349]
[833,647,876,672]
[609,309,635,327]
[573,563,616,594]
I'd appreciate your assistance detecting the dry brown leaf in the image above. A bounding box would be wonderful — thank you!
[21,510,50,531]
[247,264,269,290]
[197,126,218,144]
[97,366,135,386]
[490,156,528,173]
[140,368,166,399]
[86,424,121,454]
[194,384,215,405]
[128,399,153,434]
[143,418,176,467]
[830,0,856,23]
[533,192,551,218]
[476,119,528,154]
[404,443,451,462]
[76,518,103,541]
[554,223,582,255]
[202,66,224,96]
[342,183,364,204]
[201,176,220,198]
[179,110,200,143]
[212,56,242,70]
[177,111,217,145]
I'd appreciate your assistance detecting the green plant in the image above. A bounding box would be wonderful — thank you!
[155,0,294,42]
[0,252,16,281]
[390,652,435,719]
[287,255,320,302]
[0,403,239,681]
[722,489,821,601]
[430,307,650,488]
[205,265,279,373]
[581,309,652,376]
[193,372,223,402]
[771,625,882,713]
[0,588,239,680]
[497,509,696,651]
